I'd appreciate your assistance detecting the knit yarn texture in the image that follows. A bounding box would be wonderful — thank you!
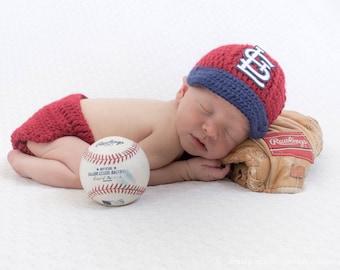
[11,94,94,155]
[187,44,286,138]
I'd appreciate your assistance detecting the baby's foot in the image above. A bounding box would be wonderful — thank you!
[7,150,31,178]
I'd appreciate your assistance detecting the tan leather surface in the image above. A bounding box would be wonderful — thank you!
[221,110,323,193]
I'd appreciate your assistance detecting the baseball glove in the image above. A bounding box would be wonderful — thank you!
[221,110,323,193]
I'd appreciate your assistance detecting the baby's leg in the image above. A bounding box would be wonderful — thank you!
[7,136,90,189]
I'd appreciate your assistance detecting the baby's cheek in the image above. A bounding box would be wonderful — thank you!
[207,144,230,160]
[220,141,236,158]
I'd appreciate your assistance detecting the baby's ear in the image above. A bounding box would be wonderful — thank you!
[175,77,189,101]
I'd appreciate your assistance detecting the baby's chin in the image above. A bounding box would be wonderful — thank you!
[184,148,225,160]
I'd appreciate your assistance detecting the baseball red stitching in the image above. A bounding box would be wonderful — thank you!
[88,183,146,198]
[83,142,140,165]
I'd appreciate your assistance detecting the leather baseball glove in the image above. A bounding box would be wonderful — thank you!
[221,110,323,193]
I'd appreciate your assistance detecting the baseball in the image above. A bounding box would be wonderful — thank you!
[79,136,150,206]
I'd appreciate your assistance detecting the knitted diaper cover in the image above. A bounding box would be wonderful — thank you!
[11,94,95,156]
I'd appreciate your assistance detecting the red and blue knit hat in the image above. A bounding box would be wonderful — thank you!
[187,44,286,138]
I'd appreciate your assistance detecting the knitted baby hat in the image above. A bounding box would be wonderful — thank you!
[187,44,286,138]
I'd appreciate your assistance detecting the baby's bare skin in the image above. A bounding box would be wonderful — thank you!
[7,78,250,188]
[81,98,183,170]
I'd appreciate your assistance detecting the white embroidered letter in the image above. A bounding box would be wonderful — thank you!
[236,45,275,88]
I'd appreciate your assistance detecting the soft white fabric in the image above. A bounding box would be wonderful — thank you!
[1,1,339,269]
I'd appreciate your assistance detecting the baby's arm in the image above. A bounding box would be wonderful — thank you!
[137,125,231,185]
[148,157,230,186]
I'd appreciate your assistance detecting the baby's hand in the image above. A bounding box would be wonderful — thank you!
[186,157,230,182]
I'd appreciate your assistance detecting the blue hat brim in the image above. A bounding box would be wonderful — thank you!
[187,66,268,138]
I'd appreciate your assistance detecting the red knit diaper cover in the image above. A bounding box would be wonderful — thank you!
[11,94,95,155]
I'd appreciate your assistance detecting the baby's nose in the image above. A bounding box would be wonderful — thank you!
[203,122,218,140]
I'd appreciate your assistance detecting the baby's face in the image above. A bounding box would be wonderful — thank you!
[175,85,250,159]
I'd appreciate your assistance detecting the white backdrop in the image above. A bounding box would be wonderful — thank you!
[1,1,339,269]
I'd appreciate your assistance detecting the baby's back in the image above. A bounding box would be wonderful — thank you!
[81,98,168,142]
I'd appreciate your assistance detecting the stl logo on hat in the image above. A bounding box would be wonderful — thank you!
[187,43,286,138]
[236,45,276,89]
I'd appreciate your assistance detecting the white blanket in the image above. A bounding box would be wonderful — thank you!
[1,1,339,269]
